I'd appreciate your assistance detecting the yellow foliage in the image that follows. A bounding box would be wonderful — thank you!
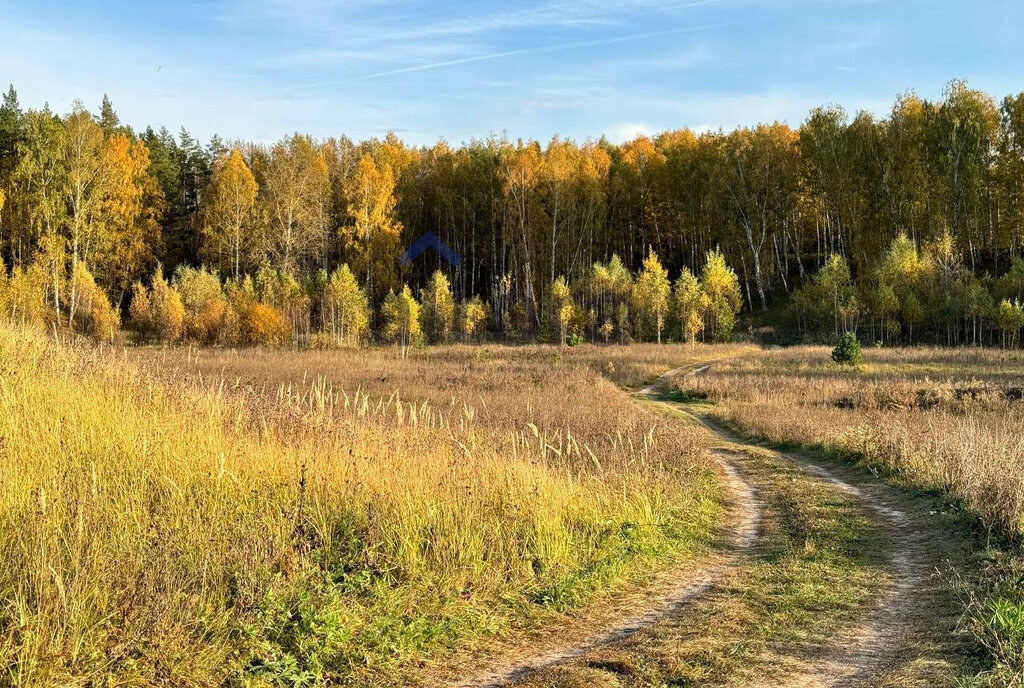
[419,270,455,343]
[202,149,259,279]
[70,262,120,341]
[128,281,152,338]
[238,302,290,346]
[174,266,228,344]
[382,284,421,351]
[150,268,184,343]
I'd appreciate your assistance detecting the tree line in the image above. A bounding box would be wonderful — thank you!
[0,79,1023,347]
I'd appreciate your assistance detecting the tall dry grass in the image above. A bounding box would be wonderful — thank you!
[0,326,717,686]
[674,346,1024,537]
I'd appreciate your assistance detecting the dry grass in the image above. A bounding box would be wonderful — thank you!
[0,327,721,686]
[673,346,1024,537]
[140,339,757,401]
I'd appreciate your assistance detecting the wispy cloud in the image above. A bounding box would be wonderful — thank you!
[381,0,726,39]
[287,19,739,90]
[228,0,726,35]
[5,0,1010,150]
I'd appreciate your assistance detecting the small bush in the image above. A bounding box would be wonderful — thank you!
[175,266,228,344]
[70,263,120,341]
[151,271,184,343]
[307,331,339,350]
[238,302,290,346]
[831,332,863,366]
[128,282,153,340]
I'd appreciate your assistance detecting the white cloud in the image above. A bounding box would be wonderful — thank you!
[604,122,655,143]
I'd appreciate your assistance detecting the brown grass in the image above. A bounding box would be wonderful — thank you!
[674,345,1024,537]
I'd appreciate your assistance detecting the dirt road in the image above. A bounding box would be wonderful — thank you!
[455,363,967,687]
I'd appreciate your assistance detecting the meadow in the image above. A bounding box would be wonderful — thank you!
[0,325,725,686]
[7,326,1024,685]
[674,346,1024,538]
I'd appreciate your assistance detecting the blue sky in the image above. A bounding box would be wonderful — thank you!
[1,0,1022,146]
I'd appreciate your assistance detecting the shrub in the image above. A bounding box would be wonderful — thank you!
[996,298,1024,349]
[831,331,864,366]
[460,296,489,343]
[238,302,290,346]
[87,289,119,342]
[150,268,184,343]
[128,282,153,340]
[307,331,340,350]
[2,263,48,328]
[174,266,228,344]
[255,264,310,338]
[70,262,119,341]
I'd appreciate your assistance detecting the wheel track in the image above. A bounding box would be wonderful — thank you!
[456,361,936,687]
[454,363,761,687]
[670,366,936,688]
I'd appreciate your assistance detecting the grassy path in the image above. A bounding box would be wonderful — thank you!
[464,363,980,687]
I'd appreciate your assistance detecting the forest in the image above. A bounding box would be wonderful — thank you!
[1,79,1024,348]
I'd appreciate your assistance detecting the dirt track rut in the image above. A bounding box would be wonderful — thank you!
[457,362,939,687]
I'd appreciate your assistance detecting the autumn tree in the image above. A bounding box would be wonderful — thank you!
[550,276,574,346]
[342,152,401,302]
[616,137,666,261]
[419,269,455,343]
[996,299,1024,348]
[382,284,421,356]
[202,148,259,279]
[322,264,369,347]
[501,142,544,328]
[460,296,488,343]
[262,134,329,273]
[631,249,670,342]
[701,248,742,341]
[795,254,859,338]
[673,267,704,344]
[128,281,153,339]
[876,233,927,343]
[715,123,799,311]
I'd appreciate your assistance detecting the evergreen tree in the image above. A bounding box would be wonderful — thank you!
[97,94,121,134]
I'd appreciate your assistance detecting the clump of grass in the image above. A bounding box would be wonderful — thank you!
[0,324,717,686]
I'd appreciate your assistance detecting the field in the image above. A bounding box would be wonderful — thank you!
[4,327,1024,686]
[0,325,732,686]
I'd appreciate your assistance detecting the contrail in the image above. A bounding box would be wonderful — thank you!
[286,16,746,91]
